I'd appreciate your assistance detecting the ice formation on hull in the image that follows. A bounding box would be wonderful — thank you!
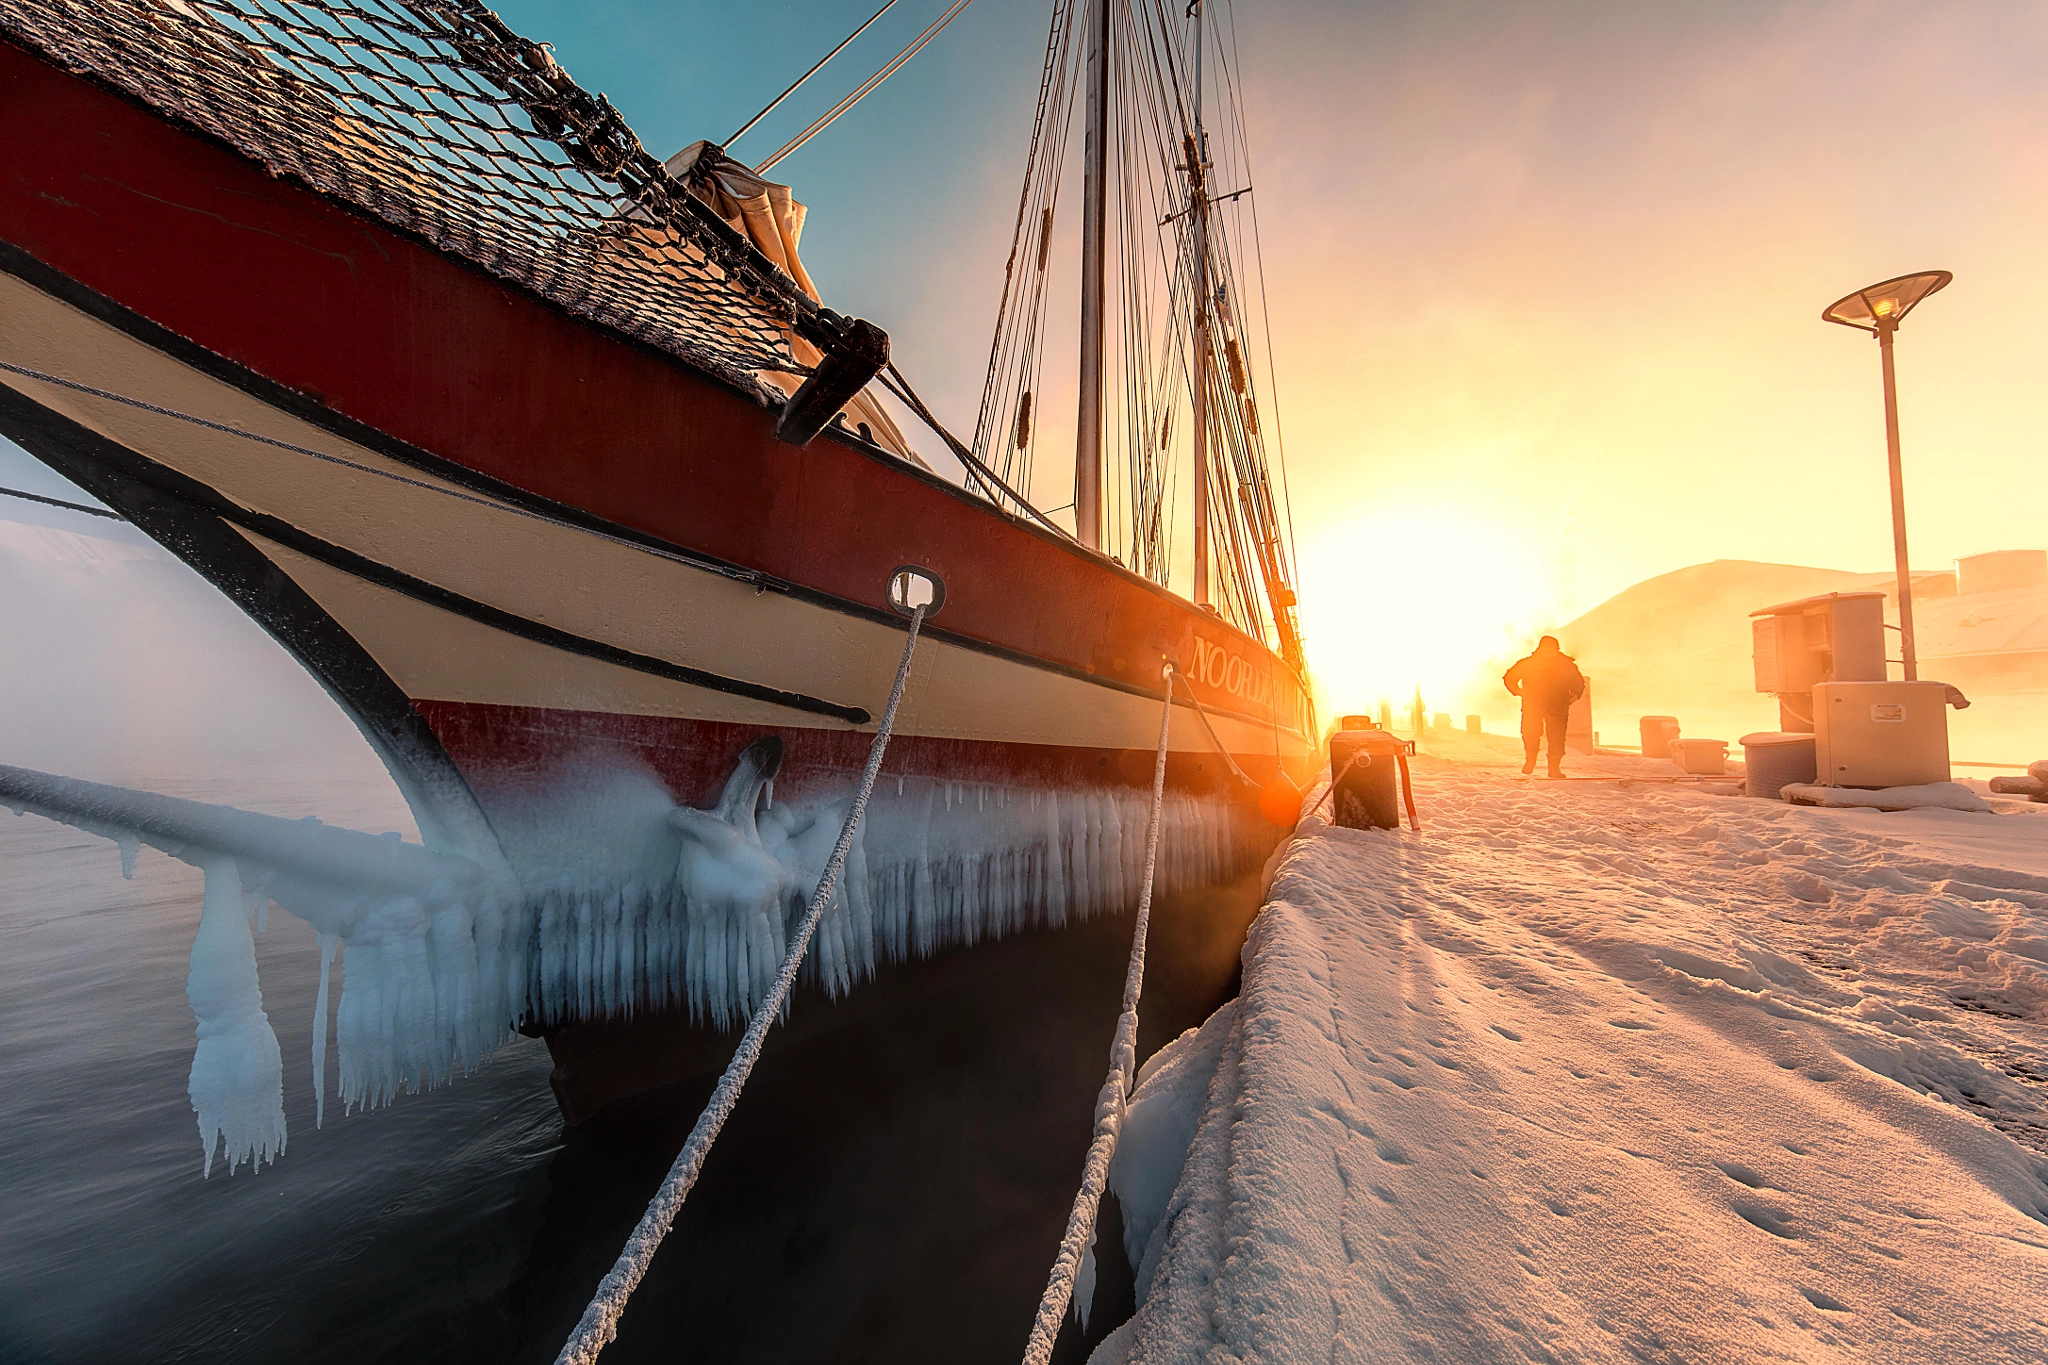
[2,742,1257,1175]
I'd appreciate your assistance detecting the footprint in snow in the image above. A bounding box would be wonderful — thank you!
[1714,1160,1777,1190]
[1732,1200,1797,1239]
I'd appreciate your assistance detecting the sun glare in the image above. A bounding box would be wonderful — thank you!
[1295,505,1558,727]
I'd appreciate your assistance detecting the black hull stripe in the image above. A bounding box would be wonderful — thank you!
[0,239,1307,739]
[0,382,500,852]
[230,521,876,726]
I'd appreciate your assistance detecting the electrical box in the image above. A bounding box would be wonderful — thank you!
[1752,591,1889,731]
[1751,614,1802,693]
[1812,681,1951,788]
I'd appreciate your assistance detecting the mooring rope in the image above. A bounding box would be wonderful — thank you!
[555,604,928,1365]
[1020,661,1176,1363]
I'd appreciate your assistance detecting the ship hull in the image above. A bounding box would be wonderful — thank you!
[0,36,1314,1117]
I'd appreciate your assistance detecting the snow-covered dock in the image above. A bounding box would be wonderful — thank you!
[1096,735,2048,1362]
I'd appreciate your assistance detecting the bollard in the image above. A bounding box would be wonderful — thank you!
[1329,730,1405,830]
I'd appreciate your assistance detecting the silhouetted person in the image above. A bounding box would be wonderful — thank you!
[1503,636,1585,778]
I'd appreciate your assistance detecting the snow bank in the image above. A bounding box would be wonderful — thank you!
[4,750,1257,1176]
[1783,781,1994,813]
[1098,757,2048,1363]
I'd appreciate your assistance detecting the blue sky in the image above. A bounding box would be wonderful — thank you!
[492,0,1054,400]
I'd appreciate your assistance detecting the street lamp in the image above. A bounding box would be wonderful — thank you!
[1822,270,1952,682]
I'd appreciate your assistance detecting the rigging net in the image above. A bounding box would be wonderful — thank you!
[0,0,832,395]
[973,0,1303,665]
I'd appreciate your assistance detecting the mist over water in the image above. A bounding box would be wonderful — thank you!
[0,767,566,1363]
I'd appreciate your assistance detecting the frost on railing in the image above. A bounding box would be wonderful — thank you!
[0,0,819,394]
[2,746,1257,1176]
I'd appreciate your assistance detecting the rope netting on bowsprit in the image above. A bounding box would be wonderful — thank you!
[0,0,816,392]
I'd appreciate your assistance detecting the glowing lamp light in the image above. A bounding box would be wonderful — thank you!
[1821,270,1951,333]
[1820,269,1952,682]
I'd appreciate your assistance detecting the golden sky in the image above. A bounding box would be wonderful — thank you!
[729,0,2046,717]
[1222,1,2048,714]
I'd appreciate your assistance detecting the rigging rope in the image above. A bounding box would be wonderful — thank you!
[755,0,977,174]
[877,363,1081,545]
[1021,659,1176,1363]
[726,0,900,147]
[556,602,929,1365]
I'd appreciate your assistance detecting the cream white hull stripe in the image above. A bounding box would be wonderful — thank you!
[0,276,1305,763]
[0,266,1305,746]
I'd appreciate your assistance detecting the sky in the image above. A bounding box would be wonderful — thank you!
[483,0,2048,717]
[7,0,2045,721]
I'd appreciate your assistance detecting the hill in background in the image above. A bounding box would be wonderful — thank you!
[1553,557,2047,763]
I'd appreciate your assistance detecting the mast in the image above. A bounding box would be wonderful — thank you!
[1073,0,1110,550]
[1188,0,1211,608]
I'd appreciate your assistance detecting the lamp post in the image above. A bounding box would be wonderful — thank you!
[1822,270,1951,682]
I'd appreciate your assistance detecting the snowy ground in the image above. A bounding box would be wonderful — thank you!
[1097,733,2048,1363]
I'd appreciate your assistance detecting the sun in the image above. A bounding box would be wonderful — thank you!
[1294,504,1559,726]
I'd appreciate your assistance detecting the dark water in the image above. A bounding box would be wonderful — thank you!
[1,768,1262,1363]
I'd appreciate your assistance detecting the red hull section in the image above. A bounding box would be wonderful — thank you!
[0,37,1308,736]
[417,700,1290,812]
[0,16,1316,1143]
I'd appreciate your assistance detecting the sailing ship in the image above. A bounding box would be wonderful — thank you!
[0,0,1314,1124]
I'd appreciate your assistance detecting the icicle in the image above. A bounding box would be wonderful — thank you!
[115,832,139,879]
[20,747,1270,1176]
[186,855,286,1177]
[1044,792,1067,927]
[312,933,337,1128]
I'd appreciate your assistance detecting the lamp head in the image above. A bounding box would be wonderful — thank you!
[1822,271,1952,334]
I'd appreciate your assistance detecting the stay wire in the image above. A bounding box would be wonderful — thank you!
[726,0,901,148]
[878,363,1079,545]
[755,0,977,173]
[0,361,770,589]
[0,484,120,520]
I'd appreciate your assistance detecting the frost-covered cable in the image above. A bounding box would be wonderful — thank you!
[1021,661,1175,1363]
[555,604,928,1365]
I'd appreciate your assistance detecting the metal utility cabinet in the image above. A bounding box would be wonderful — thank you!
[1751,592,1888,730]
[1813,681,1952,787]
[1752,589,1958,787]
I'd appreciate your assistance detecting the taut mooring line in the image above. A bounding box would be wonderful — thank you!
[1021,659,1177,1362]
[555,603,929,1365]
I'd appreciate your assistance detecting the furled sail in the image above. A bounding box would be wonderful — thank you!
[666,142,922,466]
